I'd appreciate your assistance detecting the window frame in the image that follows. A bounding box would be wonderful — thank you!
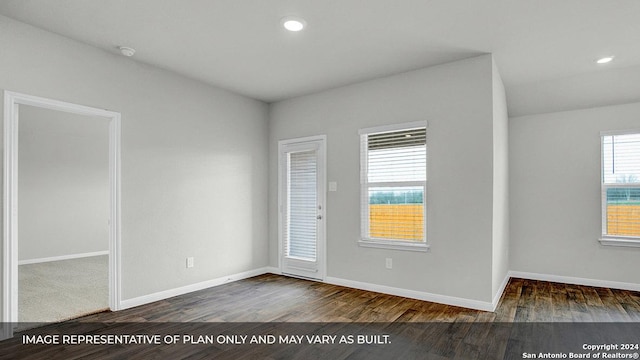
[599,129,640,248]
[358,121,429,252]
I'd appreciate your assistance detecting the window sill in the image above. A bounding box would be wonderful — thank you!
[598,237,640,248]
[358,239,430,252]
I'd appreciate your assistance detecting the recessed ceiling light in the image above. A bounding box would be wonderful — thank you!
[596,56,614,64]
[281,16,306,32]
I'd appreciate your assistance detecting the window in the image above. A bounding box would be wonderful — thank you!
[359,122,428,251]
[600,130,640,247]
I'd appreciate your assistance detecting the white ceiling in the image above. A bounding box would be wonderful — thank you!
[1,0,640,115]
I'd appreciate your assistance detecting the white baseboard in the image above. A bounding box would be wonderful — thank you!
[492,273,511,311]
[509,270,640,292]
[121,266,494,313]
[325,276,495,312]
[117,266,640,315]
[18,250,109,265]
[264,266,281,275]
[120,267,271,310]
[269,266,494,311]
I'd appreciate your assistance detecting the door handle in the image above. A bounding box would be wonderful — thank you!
[317,215,322,220]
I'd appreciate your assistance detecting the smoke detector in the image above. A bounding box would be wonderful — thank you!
[119,46,136,57]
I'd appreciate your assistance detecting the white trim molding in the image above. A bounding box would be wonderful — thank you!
[18,251,109,265]
[600,128,640,136]
[491,274,511,312]
[358,120,428,136]
[3,91,122,338]
[325,276,495,312]
[598,237,640,248]
[358,239,430,252]
[120,268,271,310]
[509,270,640,293]
[264,266,282,275]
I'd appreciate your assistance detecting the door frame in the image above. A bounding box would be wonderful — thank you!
[278,135,327,281]
[3,91,122,336]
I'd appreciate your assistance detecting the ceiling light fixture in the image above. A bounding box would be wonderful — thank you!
[596,56,614,64]
[119,46,136,57]
[281,16,306,32]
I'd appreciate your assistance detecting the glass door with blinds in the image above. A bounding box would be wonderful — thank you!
[278,135,326,280]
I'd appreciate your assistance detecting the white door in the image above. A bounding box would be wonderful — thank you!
[279,135,326,280]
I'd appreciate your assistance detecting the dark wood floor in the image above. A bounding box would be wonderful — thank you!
[76,274,640,323]
[3,274,640,359]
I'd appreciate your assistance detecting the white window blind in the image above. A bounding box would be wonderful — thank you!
[285,150,317,261]
[601,131,640,240]
[360,123,427,249]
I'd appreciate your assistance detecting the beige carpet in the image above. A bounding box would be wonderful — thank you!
[18,255,109,325]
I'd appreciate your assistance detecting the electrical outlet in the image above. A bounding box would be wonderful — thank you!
[385,258,392,269]
[186,257,194,268]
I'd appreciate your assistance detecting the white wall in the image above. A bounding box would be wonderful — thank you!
[507,65,640,117]
[491,60,509,298]
[0,15,269,307]
[18,105,109,261]
[269,55,499,303]
[510,102,640,284]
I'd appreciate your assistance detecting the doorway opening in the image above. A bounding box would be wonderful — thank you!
[3,91,121,337]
